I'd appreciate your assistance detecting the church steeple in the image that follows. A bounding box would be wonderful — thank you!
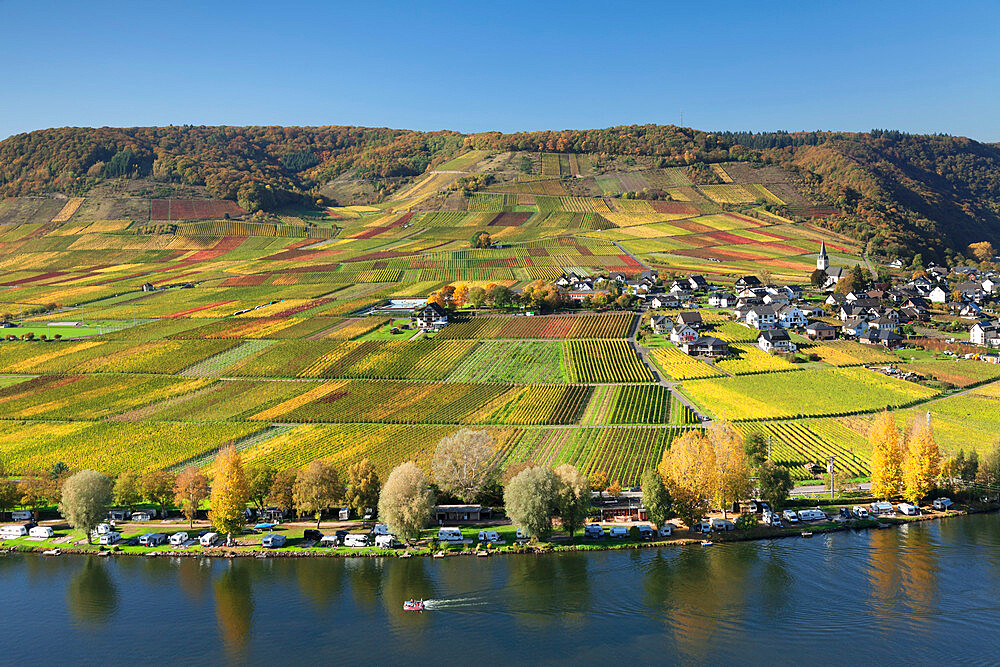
[817,241,830,271]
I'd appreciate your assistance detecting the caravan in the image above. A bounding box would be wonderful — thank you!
[262,534,287,548]
[29,526,54,539]
[375,534,401,549]
[0,525,27,539]
[344,534,370,548]
[870,501,894,516]
[11,510,32,521]
[200,532,219,547]
[477,530,500,544]
[437,527,463,543]
[99,532,121,546]
[897,503,919,516]
[139,533,166,547]
[797,509,827,522]
[608,526,628,540]
[583,524,604,539]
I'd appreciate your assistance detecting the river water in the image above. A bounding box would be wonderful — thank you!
[4,514,1000,665]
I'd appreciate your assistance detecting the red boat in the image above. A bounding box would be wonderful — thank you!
[403,599,425,612]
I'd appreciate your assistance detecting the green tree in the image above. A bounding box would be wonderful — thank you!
[470,231,492,249]
[59,470,114,544]
[810,268,827,287]
[503,466,558,540]
[757,461,793,511]
[345,459,380,521]
[245,464,276,513]
[293,460,344,529]
[641,468,672,530]
[432,428,496,503]
[267,468,297,516]
[113,470,143,511]
[467,286,487,310]
[554,464,590,540]
[142,470,176,518]
[744,432,768,469]
[377,462,434,541]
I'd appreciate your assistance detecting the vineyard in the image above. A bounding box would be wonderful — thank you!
[564,340,654,383]
[434,313,634,340]
[649,345,723,380]
[738,420,871,480]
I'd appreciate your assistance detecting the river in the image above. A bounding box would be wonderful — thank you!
[4,514,1000,665]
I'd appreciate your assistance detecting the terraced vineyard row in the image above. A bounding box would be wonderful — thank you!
[564,340,654,383]
[435,313,634,340]
[739,421,871,480]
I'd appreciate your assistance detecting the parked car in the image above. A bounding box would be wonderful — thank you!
[636,525,654,540]
[852,506,870,519]
[303,529,323,542]
[169,532,189,546]
[658,523,673,537]
[262,534,287,548]
[933,498,954,511]
[696,519,713,533]
[782,510,800,524]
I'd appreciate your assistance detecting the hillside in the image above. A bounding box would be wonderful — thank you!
[3,124,1000,261]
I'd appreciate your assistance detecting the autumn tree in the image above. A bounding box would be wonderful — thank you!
[467,286,487,310]
[658,430,716,530]
[345,459,380,521]
[209,444,249,543]
[293,460,344,529]
[377,462,434,541]
[0,460,20,519]
[452,284,469,309]
[969,241,995,263]
[142,470,176,518]
[503,466,558,540]
[16,470,50,517]
[59,470,114,544]
[554,464,590,540]
[470,231,492,249]
[267,468,297,516]
[174,466,210,529]
[589,471,609,498]
[113,470,143,511]
[902,416,940,503]
[977,442,1000,495]
[710,423,753,518]
[870,411,903,499]
[641,468,672,529]
[432,428,496,503]
[244,464,277,513]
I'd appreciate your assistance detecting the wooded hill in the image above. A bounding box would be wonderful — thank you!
[2,124,1000,262]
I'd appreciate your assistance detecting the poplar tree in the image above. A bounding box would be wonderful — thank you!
[210,444,249,543]
[175,466,210,529]
[60,470,114,544]
[870,411,903,499]
[902,416,940,503]
[554,464,590,540]
[658,430,717,530]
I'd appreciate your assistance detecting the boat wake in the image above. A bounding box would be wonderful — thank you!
[422,596,487,610]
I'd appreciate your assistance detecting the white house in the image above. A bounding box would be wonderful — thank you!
[971,321,1000,347]
[412,303,449,330]
[650,315,671,335]
[777,305,807,329]
[708,292,736,308]
[669,324,699,344]
[745,306,778,330]
[758,329,796,354]
[929,286,949,304]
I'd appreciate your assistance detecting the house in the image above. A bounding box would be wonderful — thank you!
[823,266,844,288]
[687,275,709,292]
[867,316,900,333]
[650,315,671,335]
[735,275,762,290]
[141,282,156,292]
[842,318,869,337]
[983,277,998,293]
[762,290,790,306]
[412,302,449,330]
[434,505,484,523]
[971,321,1000,347]
[960,303,983,319]
[676,312,702,329]
[889,258,905,269]
[825,293,847,306]
[859,328,904,348]
[669,324,699,344]
[777,305,807,329]
[682,336,730,358]
[708,291,736,308]
[649,294,679,309]
[805,321,837,341]
[758,329,796,354]
[929,286,949,303]
[610,272,627,283]
[745,305,778,330]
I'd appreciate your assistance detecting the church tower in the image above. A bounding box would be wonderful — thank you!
[817,241,830,271]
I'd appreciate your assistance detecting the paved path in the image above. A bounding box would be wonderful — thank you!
[611,240,651,271]
[628,312,710,423]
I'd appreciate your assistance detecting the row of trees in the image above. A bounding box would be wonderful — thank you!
[869,412,942,502]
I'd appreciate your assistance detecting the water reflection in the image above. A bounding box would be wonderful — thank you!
[177,557,213,602]
[506,552,591,627]
[897,525,938,621]
[66,558,118,628]
[295,557,347,612]
[214,561,254,656]
[384,557,436,637]
[345,557,383,610]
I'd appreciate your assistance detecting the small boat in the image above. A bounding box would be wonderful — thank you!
[801,531,813,538]
[433,551,445,558]
[701,540,713,546]
[402,599,425,612]
[43,548,61,556]
[476,550,490,557]
[398,552,412,559]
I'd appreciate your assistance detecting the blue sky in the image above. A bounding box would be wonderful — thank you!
[1,0,998,141]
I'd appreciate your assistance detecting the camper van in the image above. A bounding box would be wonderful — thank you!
[200,532,219,547]
[608,526,629,540]
[93,523,112,535]
[477,530,500,544]
[782,510,800,524]
[344,534,370,548]
[28,526,54,538]
[99,532,121,545]
[797,509,827,522]
[131,511,154,522]
[262,534,287,548]
[0,525,28,539]
[933,498,954,511]
[870,501,894,516]
[583,524,604,539]
[516,528,528,540]
[375,534,400,549]
[169,532,189,546]
[710,518,735,532]
[437,527,463,543]
[897,503,919,516]
[11,510,32,521]
[319,534,341,548]
[372,523,390,536]
[139,533,166,547]
[852,506,870,519]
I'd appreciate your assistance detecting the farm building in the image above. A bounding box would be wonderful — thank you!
[434,505,485,523]
[412,303,448,331]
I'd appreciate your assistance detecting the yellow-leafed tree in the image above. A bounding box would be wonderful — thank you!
[902,415,941,503]
[870,411,903,499]
[710,423,752,519]
[210,444,249,543]
[658,430,717,530]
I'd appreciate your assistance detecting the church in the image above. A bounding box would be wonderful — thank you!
[817,241,843,288]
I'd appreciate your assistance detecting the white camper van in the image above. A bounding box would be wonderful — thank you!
[344,534,370,548]
[437,527,463,543]
[29,526,54,538]
[477,530,500,544]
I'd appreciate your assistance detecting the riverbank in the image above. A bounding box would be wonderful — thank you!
[3,501,994,560]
